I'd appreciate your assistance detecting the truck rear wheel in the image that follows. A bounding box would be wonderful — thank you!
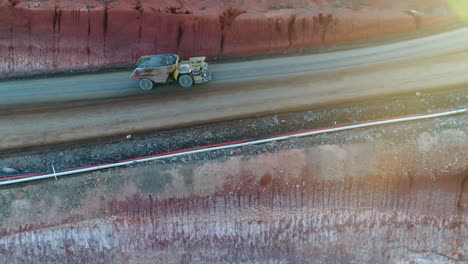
[139,78,154,90]
[178,74,194,88]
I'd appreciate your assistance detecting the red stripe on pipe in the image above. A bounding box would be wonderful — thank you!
[120,139,252,162]
[60,163,114,171]
[0,173,47,181]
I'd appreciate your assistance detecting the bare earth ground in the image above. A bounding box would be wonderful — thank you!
[0,108,466,263]
[0,7,467,261]
[1,87,466,175]
[2,25,468,151]
[0,0,467,262]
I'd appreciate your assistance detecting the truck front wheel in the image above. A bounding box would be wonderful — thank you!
[139,78,154,90]
[178,74,194,88]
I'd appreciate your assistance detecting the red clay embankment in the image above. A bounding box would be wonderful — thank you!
[0,0,459,78]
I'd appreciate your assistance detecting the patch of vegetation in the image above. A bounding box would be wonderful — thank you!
[350,2,368,10]
[95,0,119,4]
[332,0,369,10]
[0,192,15,224]
[140,168,173,194]
[267,3,294,10]
[55,177,100,213]
[179,165,194,186]
[332,0,344,8]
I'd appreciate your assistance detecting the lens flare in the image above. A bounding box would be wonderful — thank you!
[447,0,468,19]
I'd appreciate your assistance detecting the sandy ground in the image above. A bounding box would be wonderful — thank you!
[1,26,468,150]
[0,86,466,174]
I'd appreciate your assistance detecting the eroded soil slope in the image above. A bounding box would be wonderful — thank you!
[0,0,459,77]
[0,112,466,263]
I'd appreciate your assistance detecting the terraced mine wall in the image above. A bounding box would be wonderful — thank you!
[0,0,459,77]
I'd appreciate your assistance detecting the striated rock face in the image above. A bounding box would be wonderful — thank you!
[0,0,458,78]
[1,210,466,263]
[0,122,466,262]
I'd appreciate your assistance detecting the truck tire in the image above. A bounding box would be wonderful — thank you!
[139,78,154,90]
[178,74,194,88]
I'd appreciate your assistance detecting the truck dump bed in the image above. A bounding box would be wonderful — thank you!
[130,54,178,83]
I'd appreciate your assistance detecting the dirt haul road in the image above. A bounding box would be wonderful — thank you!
[1,26,468,150]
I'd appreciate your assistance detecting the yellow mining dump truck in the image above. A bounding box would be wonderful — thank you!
[130,54,211,90]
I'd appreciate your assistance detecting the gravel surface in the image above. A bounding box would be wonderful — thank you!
[0,87,466,176]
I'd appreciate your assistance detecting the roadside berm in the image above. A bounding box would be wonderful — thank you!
[0,112,466,263]
[0,0,461,77]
